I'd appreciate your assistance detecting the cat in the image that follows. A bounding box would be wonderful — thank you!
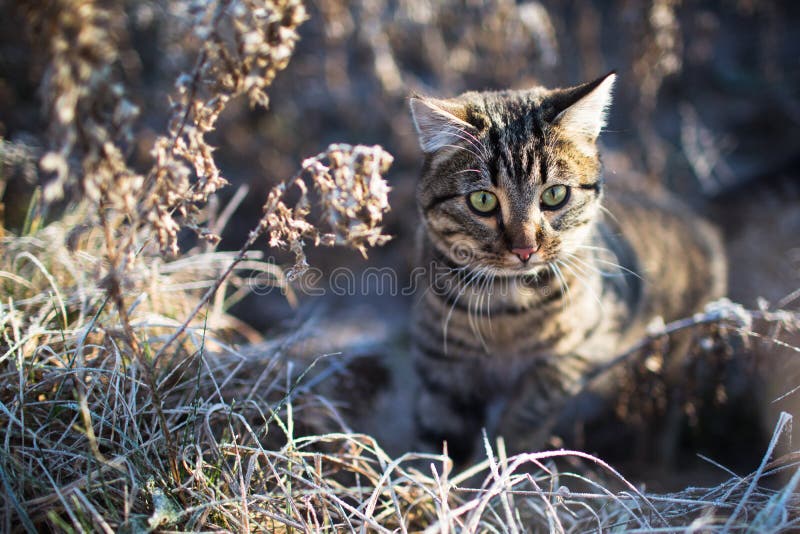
[408,72,727,463]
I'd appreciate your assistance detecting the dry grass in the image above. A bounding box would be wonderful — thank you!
[3,233,800,531]
[2,0,800,532]
[2,265,800,531]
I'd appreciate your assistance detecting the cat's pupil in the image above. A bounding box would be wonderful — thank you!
[469,190,497,213]
[542,185,568,208]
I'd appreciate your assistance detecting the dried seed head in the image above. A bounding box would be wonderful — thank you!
[262,144,393,277]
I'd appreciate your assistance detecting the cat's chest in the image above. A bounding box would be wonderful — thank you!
[441,276,614,357]
[487,297,606,355]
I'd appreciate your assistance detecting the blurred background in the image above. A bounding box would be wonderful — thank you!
[2,0,799,318]
[2,0,799,483]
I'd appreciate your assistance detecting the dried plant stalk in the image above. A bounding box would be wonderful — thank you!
[28,0,308,262]
[143,0,308,256]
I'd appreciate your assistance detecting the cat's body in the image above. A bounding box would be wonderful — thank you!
[409,74,726,462]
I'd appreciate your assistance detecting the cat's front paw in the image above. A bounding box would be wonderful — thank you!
[413,387,485,465]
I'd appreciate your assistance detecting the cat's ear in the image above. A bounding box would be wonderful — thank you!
[409,96,475,154]
[552,72,616,144]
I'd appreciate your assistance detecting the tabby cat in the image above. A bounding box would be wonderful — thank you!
[409,73,726,463]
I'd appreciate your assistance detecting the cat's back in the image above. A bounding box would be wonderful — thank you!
[603,176,727,329]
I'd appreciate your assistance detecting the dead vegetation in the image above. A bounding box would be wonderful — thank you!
[1,0,800,531]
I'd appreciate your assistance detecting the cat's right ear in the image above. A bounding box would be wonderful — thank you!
[409,97,474,154]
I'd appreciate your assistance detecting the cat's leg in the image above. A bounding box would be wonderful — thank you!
[412,351,488,464]
[495,354,590,454]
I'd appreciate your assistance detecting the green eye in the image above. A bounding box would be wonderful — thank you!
[541,185,569,209]
[468,190,498,214]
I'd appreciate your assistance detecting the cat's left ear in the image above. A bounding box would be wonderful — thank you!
[553,72,616,144]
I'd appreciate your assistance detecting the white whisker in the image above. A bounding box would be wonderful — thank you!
[441,144,484,161]
[443,125,489,161]
[550,262,571,311]
[442,264,482,354]
[592,258,642,280]
[566,251,627,279]
[559,257,605,312]
[486,271,496,336]
[468,267,491,354]
[566,247,641,280]
[599,205,621,225]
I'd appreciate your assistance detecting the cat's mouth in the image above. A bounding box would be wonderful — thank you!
[505,250,551,269]
[488,260,550,277]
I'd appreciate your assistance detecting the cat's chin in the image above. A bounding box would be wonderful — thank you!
[489,262,550,277]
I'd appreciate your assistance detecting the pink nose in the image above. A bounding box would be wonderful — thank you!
[511,246,538,262]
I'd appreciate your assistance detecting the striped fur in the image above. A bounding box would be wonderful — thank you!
[408,74,726,463]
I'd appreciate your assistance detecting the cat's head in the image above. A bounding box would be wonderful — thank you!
[410,73,615,275]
